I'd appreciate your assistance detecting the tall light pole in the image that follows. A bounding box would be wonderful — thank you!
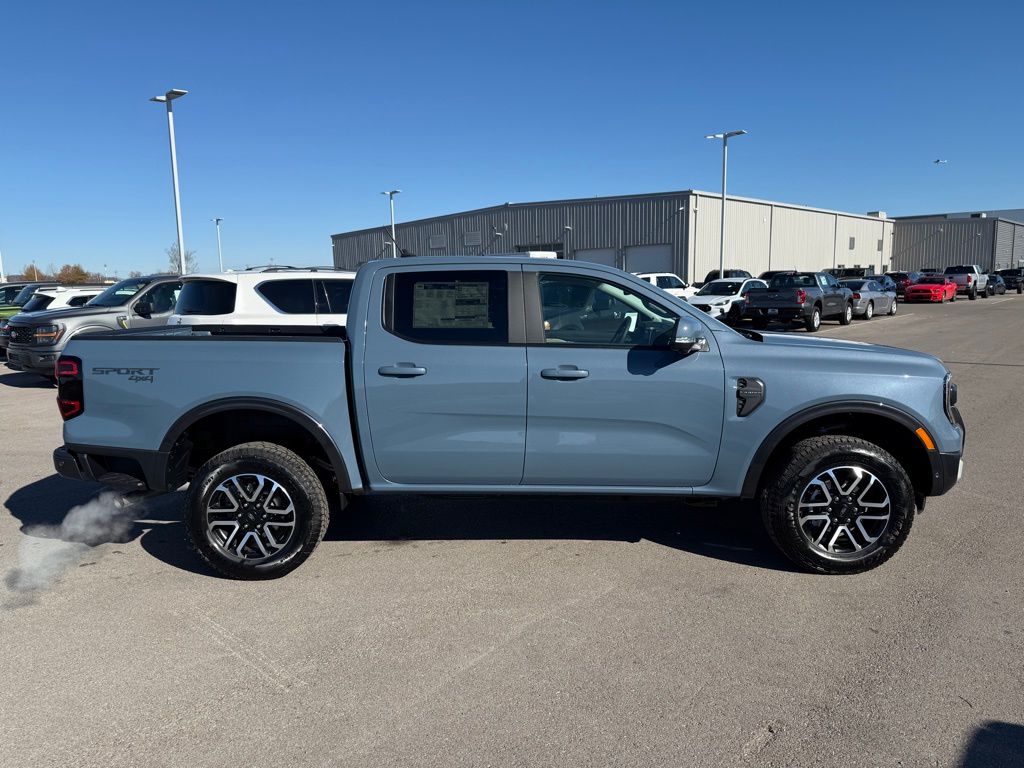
[151,88,189,274]
[0,246,6,283]
[212,218,224,272]
[705,130,747,278]
[381,189,401,257]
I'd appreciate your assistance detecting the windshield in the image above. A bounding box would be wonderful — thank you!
[87,278,151,307]
[20,294,55,312]
[696,280,741,296]
[12,285,44,305]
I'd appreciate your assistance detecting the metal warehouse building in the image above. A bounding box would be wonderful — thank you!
[331,191,895,283]
[892,212,1024,272]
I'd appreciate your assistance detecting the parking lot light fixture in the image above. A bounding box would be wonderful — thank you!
[151,88,189,274]
[381,190,401,257]
[212,218,224,272]
[705,130,747,279]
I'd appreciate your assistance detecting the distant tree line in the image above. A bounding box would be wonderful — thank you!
[8,242,199,283]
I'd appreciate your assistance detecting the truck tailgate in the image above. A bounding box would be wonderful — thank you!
[745,289,803,309]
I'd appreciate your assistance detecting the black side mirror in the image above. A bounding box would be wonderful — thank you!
[671,317,710,354]
[133,300,153,319]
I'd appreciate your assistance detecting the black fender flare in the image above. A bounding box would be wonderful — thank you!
[159,397,354,492]
[740,400,939,498]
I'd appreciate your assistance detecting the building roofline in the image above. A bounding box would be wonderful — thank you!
[893,214,1024,226]
[331,190,892,239]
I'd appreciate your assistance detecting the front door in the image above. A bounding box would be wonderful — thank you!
[127,280,182,327]
[523,269,726,487]
[362,266,527,485]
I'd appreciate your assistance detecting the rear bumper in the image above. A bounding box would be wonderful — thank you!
[54,444,172,493]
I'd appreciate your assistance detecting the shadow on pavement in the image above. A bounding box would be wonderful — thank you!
[328,494,797,573]
[5,477,797,580]
[957,721,1024,767]
[0,368,53,389]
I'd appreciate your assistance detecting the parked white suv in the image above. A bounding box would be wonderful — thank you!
[633,272,696,298]
[169,267,356,327]
[686,277,768,324]
[19,285,105,313]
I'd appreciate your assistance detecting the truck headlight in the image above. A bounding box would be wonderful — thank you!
[944,372,958,425]
[34,324,64,345]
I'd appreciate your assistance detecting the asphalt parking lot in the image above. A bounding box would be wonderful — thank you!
[1,295,1022,768]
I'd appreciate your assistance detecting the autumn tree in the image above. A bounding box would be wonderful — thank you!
[56,264,91,284]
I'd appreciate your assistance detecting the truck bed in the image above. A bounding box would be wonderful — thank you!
[61,326,357,486]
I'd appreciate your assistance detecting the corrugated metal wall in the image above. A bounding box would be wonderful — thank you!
[331,191,895,283]
[1014,223,1024,268]
[993,220,1021,270]
[331,193,691,276]
[891,218,996,272]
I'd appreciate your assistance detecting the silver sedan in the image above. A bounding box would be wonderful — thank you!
[838,279,897,319]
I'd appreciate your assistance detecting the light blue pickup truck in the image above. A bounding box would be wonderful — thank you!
[52,257,965,578]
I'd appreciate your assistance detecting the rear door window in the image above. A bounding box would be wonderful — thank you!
[176,280,238,315]
[258,280,317,314]
[384,270,508,344]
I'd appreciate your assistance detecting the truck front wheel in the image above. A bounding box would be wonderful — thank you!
[185,441,330,579]
[761,436,915,574]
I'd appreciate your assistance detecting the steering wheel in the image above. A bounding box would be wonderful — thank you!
[610,317,631,345]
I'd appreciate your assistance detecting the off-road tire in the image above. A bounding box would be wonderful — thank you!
[185,441,330,579]
[804,306,822,332]
[761,435,915,574]
[839,302,853,325]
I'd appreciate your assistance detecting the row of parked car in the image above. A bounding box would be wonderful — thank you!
[635,264,1023,332]
[0,267,356,378]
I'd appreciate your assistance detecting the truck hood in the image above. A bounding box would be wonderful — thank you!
[751,330,940,363]
[8,305,121,325]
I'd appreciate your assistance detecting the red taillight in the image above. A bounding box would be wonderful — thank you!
[966,275,972,284]
[852,292,861,300]
[56,355,84,421]
[56,358,80,378]
[795,289,807,304]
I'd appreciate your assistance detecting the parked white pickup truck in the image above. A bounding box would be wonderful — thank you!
[942,265,990,300]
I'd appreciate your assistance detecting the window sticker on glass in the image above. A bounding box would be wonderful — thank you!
[412,281,492,329]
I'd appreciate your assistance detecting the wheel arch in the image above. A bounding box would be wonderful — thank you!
[160,397,354,494]
[741,402,939,501]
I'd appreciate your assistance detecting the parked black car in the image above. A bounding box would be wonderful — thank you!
[884,271,922,296]
[865,274,898,294]
[996,268,1023,294]
[987,275,1007,295]
[695,268,752,287]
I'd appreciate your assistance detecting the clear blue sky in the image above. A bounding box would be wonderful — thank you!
[2,0,1022,277]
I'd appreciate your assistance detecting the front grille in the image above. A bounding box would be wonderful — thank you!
[9,326,34,345]
[694,304,711,312]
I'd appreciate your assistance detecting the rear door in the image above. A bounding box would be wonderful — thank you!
[522,267,725,487]
[361,265,527,485]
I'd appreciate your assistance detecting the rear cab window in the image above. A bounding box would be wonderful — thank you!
[384,270,508,344]
[176,280,238,315]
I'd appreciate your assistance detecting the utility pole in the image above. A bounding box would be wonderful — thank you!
[705,130,747,278]
[380,190,401,257]
[150,88,189,274]
[212,218,224,271]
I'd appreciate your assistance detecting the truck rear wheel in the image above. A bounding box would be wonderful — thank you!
[968,288,976,300]
[761,435,915,574]
[185,441,329,579]
[804,306,822,332]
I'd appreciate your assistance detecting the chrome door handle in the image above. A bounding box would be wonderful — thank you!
[541,366,590,380]
[378,364,427,378]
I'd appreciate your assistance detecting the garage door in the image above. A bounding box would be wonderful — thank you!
[574,248,618,267]
[625,244,673,274]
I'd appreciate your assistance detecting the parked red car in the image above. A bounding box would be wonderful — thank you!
[903,275,957,302]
